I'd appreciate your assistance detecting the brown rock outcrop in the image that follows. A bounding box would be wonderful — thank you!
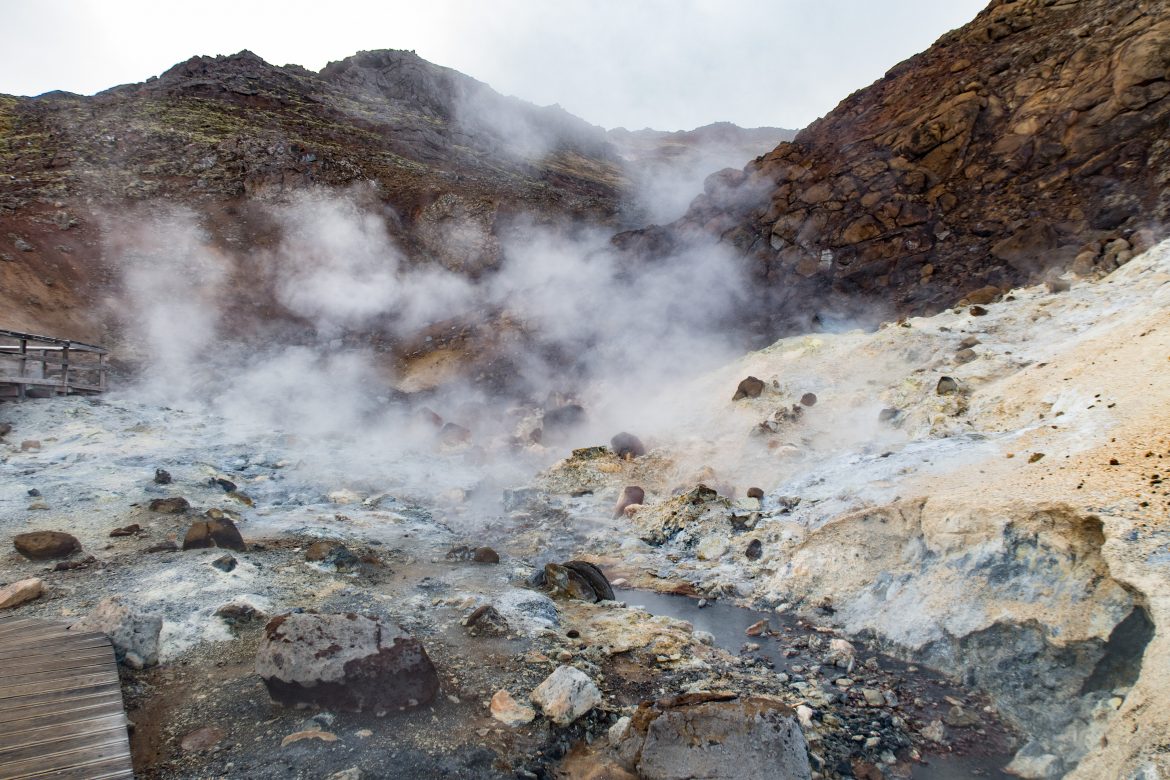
[616,0,1170,338]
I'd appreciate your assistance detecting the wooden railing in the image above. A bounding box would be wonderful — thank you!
[0,329,108,400]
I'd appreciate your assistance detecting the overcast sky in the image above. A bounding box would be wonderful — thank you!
[2,0,988,131]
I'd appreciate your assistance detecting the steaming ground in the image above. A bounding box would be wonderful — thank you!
[4,235,1170,777]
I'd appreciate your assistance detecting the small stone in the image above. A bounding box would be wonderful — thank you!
[922,719,947,743]
[280,729,338,747]
[530,665,602,726]
[936,376,959,395]
[954,347,977,364]
[943,705,979,728]
[26,488,40,497]
[1028,452,1045,463]
[149,497,190,514]
[211,554,237,573]
[109,524,141,538]
[861,688,885,707]
[746,619,770,637]
[609,715,632,746]
[697,536,729,561]
[800,393,817,406]
[0,578,43,609]
[745,539,763,560]
[694,630,715,646]
[732,376,766,401]
[20,440,40,451]
[464,605,510,637]
[969,305,988,316]
[180,726,225,752]
[144,540,179,554]
[490,690,536,726]
[211,477,237,492]
[878,407,900,422]
[13,531,80,560]
[153,468,172,485]
[215,602,266,626]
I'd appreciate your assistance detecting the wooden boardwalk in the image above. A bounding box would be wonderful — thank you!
[0,617,133,779]
[0,330,108,401]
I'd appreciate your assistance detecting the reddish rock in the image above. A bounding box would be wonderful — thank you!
[182,517,246,552]
[732,376,766,401]
[13,531,80,560]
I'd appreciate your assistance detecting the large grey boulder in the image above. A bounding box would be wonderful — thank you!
[70,597,163,668]
[614,693,811,780]
[256,612,439,712]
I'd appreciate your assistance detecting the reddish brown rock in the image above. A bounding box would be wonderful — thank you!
[732,376,766,401]
[149,497,190,514]
[13,531,80,560]
[182,517,246,552]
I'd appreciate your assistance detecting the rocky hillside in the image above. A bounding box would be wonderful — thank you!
[616,0,1170,338]
[0,49,631,341]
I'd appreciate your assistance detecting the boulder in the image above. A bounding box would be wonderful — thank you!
[256,612,439,712]
[464,605,510,637]
[530,665,602,726]
[613,694,811,780]
[614,486,645,518]
[0,578,43,609]
[610,432,646,459]
[13,531,80,560]
[182,517,246,552]
[70,597,163,667]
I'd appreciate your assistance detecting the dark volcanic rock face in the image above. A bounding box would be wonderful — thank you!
[616,0,1170,338]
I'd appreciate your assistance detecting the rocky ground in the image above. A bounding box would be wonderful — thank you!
[5,241,1169,778]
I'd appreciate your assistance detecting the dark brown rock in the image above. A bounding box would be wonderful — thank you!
[745,539,763,560]
[614,486,645,518]
[732,376,766,401]
[149,497,190,514]
[256,612,439,712]
[936,376,960,395]
[472,546,500,564]
[610,432,646,459]
[746,487,764,500]
[182,517,246,552]
[109,524,141,538]
[13,531,81,560]
[153,468,172,485]
[799,392,817,406]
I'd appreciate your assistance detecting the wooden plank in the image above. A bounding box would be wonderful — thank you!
[0,377,104,392]
[0,694,125,729]
[0,712,128,751]
[0,638,109,661]
[0,731,131,778]
[0,671,119,703]
[17,756,134,780]
[0,650,114,679]
[0,690,125,726]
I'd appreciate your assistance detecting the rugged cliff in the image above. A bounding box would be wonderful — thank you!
[617,0,1170,338]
